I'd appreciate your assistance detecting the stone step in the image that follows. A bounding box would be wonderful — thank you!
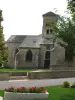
[10,76,28,80]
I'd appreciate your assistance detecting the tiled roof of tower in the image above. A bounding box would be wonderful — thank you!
[43,11,57,17]
[7,35,27,43]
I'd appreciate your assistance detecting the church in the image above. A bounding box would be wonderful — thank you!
[7,11,65,69]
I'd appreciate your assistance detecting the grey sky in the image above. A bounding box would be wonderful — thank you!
[0,0,67,40]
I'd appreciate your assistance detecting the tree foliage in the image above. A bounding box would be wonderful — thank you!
[0,9,7,66]
[53,16,75,61]
[67,0,75,20]
[51,0,75,61]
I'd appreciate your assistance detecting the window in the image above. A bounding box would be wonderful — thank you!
[46,29,49,34]
[46,24,49,27]
[46,24,47,26]
[46,23,51,27]
[50,29,53,33]
[26,50,32,61]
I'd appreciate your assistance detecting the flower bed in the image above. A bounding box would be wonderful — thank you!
[4,86,49,100]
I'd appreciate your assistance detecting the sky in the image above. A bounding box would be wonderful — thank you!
[0,0,67,40]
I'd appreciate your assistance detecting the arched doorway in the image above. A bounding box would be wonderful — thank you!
[44,51,50,68]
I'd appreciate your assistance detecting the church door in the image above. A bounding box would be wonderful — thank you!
[44,51,50,68]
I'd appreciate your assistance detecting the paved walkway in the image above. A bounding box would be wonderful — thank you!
[0,97,2,100]
[0,78,75,100]
[0,78,75,90]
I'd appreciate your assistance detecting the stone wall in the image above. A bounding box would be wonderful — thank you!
[0,72,27,81]
[28,71,75,79]
[0,72,10,81]
[7,42,21,68]
[51,65,75,70]
[17,48,39,69]
[10,72,27,76]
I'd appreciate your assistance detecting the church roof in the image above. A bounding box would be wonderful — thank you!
[19,35,42,48]
[7,35,54,48]
[43,11,57,17]
[7,35,27,43]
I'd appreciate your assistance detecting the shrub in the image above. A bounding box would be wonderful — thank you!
[71,82,75,88]
[62,81,70,88]
[4,86,47,93]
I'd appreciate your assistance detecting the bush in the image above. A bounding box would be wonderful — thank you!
[62,81,70,88]
[71,82,75,88]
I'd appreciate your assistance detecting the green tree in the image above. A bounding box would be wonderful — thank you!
[0,9,7,66]
[53,16,75,61]
[67,0,75,20]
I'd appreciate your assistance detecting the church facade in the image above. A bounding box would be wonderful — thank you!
[7,11,65,69]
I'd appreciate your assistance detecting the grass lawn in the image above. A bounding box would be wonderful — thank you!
[46,86,75,100]
[1,86,75,100]
[0,68,51,72]
[0,68,35,72]
[0,90,4,97]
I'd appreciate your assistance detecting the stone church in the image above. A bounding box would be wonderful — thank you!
[7,11,65,69]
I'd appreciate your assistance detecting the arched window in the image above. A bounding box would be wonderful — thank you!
[26,50,32,61]
[45,51,50,60]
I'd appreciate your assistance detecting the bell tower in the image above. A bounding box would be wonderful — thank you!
[42,11,58,39]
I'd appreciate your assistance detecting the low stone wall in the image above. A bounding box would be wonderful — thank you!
[10,72,27,76]
[28,71,75,79]
[51,65,75,70]
[0,72,27,81]
[0,72,10,81]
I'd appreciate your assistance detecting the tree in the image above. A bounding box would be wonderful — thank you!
[50,0,75,61]
[0,9,7,66]
[52,16,75,61]
[67,0,75,20]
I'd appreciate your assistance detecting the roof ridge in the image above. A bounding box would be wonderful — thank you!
[43,11,57,17]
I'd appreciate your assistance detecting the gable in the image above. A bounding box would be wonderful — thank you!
[7,35,27,43]
[43,11,57,17]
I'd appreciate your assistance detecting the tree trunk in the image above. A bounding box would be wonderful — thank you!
[0,63,2,67]
[65,46,74,61]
